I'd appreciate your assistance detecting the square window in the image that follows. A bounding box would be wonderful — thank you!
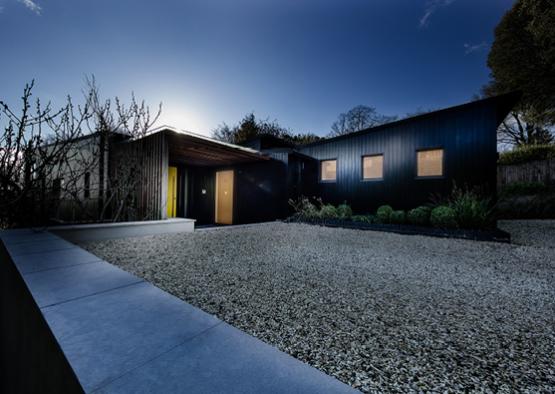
[362,155,383,180]
[417,149,443,177]
[320,160,337,182]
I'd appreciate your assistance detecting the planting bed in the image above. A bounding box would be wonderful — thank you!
[287,218,511,243]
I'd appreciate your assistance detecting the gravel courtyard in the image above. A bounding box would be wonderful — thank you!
[81,221,555,393]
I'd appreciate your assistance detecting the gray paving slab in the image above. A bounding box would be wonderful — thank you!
[6,231,356,394]
[97,321,357,394]
[13,247,103,274]
[41,281,221,393]
[4,237,75,256]
[23,260,144,307]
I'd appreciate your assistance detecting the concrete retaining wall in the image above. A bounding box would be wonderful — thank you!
[0,240,83,394]
[50,218,195,243]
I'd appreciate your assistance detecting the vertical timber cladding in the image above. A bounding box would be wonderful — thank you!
[187,167,216,225]
[187,160,288,225]
[112,132,169,220]
[233,160,289,223]
[135,132,168,220]
[298,97,509,213]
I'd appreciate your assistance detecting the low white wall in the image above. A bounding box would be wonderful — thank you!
[50,218,195,243]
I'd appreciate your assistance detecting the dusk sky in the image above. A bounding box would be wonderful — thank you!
[1,0,515,137]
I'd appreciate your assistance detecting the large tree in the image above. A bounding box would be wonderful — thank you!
[487,0,555,124]
[479,84,554,148]
[286,132,322,145]
[212,113,321,145]
[497,111,553,148]
[329,105,397,137]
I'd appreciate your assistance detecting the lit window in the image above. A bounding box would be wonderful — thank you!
[417,149,443,177]
[320,160,337,182]
[362,155,383,180]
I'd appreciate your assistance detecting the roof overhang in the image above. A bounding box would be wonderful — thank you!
[150,126,270,166]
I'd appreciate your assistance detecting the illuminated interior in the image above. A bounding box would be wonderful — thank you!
[362,155,383,180]
[320,159,337,181]
[417,149,443,177]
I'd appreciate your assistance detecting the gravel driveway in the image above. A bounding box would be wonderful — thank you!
[81,221,555,393]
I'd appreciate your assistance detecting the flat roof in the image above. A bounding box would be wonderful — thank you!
[144,126,270,166]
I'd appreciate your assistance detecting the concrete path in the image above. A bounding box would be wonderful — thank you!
[1,229,356,394]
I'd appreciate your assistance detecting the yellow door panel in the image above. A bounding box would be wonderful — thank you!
[167,166,177,218]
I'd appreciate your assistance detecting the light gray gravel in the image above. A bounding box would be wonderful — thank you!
[81,221,555,393]
[499,219,555,249]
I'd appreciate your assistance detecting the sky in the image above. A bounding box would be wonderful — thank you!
[0,0,515,137]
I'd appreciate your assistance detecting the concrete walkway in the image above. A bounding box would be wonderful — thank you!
[1,229,356,394]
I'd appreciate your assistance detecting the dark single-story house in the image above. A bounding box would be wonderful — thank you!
[55,93,519,225]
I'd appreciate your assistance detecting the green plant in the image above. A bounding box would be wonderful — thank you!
[336,202,353,219]
[288,196,319,220]
[430,205,457,228]
[498,145,555,165]
[319,204,339,219]
[449,186,493,229]
[495,192,555,219]
[351,214,375,223]
[407,206,431,226]
[389,210,406,224]
[376,205,394,223]
[500,181,549,197]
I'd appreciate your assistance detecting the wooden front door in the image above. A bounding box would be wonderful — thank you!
[215,170,234,224]
[167,166,178,218]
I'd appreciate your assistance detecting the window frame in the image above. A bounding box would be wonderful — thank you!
[415,147,445,179]
[361,153,385,182]
[319,158,337,183]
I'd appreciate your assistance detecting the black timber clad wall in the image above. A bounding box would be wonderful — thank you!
[187,166,216,225]
[187,160,288,225]
[234,160,288,223]
[287,153,318,202]
[298,98,505,213]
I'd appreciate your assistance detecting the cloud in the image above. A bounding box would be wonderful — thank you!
[19,0,41,15]
[419,0,455,28]
[464,42,488,55]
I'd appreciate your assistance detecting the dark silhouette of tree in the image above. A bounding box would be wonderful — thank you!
[487,0,555,124]
[497,111,553,148]
[0,78,162,228]
[405,107,436,118]
[0,81,92,228]
[212,113,321,146]
[480,85,554,148]
[212,123,235,143]
[286,133,322,145]
[330,105,397,137]
[83,76,161,221]
[213,113,285,144]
